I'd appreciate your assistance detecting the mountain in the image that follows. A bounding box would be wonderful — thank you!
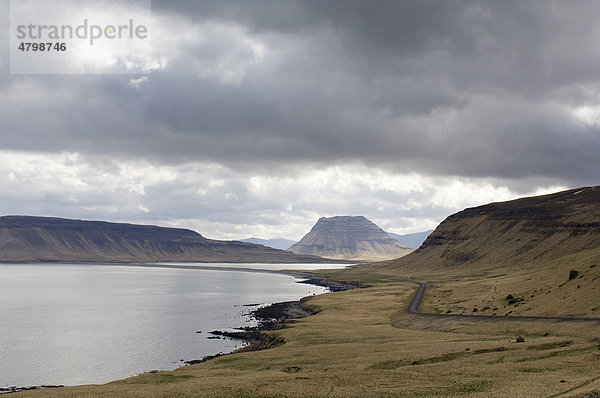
[0,216,338,263]
[388,186,600,271]
[375,186,600,316]
[240,237,296,251]
[288,216,413,261]
[387,230,434,249]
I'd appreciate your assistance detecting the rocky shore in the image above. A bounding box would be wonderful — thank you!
[0,385,63,395]
[184,276,360,365]
[294,274,364,292]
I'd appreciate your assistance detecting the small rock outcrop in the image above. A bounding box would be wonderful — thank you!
[569,270,579,280]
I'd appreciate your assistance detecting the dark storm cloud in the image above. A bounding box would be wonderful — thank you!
[2,0,600,184]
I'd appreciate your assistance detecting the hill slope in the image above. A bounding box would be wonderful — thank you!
[288,216,412,261]
[387,186,600,271]
[374,186,600,317]
[0,216,336,263]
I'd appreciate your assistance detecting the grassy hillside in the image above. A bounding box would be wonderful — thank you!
[378,186,600,272]
[365,186,600,317]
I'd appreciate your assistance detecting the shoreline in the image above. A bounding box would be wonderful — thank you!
[182,275,361,365]
[0,267,359,395]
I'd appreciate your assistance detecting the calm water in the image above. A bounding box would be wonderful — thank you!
[0,263,338,388]
[153,262,353,271]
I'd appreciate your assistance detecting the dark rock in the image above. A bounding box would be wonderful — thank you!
[569,270,579,280]
[579,392,600,398]
[252,300,319,324]
[505,294,514,300]
[297,277,362,292]
[508,297,524,305]
[185,353,224,365]
[516,336,525,343]
[209,329,262,341]
[283,366,302,373]
[472,308,478,312]
[0,385,64,394]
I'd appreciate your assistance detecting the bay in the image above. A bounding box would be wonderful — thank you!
[0,263,340,388]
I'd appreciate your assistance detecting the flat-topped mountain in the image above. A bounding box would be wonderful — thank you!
[288,216,412,261]
[0,216,336,263]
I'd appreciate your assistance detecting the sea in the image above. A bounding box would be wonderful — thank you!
[0,262,348,388]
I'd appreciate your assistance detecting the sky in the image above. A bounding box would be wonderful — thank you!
[1,0,599,241]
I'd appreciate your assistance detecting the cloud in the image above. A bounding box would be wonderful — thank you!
[1,1,599,185]
[0,151,566,239]
[0,1,598,237]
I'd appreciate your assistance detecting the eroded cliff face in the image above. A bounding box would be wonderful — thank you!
[404,186,600,270]
[288,216,412,261]
[0,216,332,263]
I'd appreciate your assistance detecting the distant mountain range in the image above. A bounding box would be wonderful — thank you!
[288,216,413,261]
[243,230,432,251]
[239,237,296,251]
[387,230,434,249]
[0,216,339,264]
